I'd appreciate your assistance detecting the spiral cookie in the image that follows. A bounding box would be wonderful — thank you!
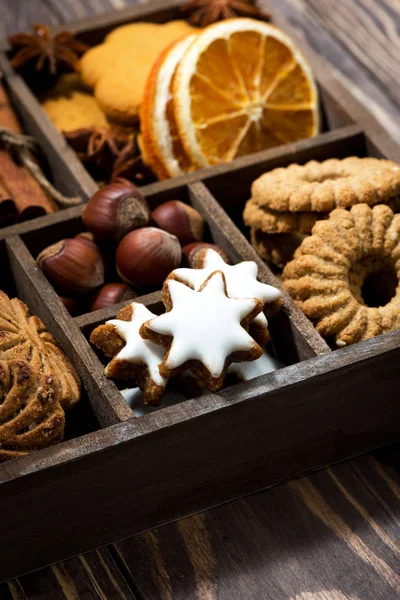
[283,204,400,346]
[250,157,400,213]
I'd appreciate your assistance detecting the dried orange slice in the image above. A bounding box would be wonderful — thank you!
[173,19,319,168]
[141,35,197,180]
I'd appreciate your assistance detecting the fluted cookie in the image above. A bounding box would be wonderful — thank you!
[283,204,400,346]
[250,157,400,213]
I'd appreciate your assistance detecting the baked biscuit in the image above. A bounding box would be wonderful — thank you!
[250,228,307,270]
[244,201,328,234]
[140,271,263,392]
[283,203,400,346]
[90,303,167,406]
[250,157,400,213]
[41,73,109,132]
[168,248,281,345]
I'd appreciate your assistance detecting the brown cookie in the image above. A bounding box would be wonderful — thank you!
[282,203,400,347]
[250,228,307,270]
[90,303,167,406]
[0,291,81,411]
[244,199,328,234]
[0,357,65,462]
[140,271,263,392]
[251,157,400,213]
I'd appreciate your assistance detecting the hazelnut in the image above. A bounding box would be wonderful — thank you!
[182,242,231,267]
[82,181,151,242]
[74,232,97,248]
[37,237,105,295]
[89,283,136,312]
[151,200,205,246]
[116,227,181,288]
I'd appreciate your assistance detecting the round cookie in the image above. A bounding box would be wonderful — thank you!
[283,203,400,347]
[250,228,307,270]
[250,157,400,213]
[244,200,328,234]
[80,20,198,124]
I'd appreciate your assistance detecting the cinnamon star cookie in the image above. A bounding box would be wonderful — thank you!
[90,303,167,406]
[140,271,263,391]
[169,248,281,345]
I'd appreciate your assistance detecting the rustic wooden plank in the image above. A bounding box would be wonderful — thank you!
[2,548,136,600]
[115,449,400,600]
[0,0,60,41]
[0,317,399,581]
[5,234,133,425]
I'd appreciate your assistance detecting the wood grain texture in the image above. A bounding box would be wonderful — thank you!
[116,450,400,600]
[6,549,136,600]
[0,0,399,597]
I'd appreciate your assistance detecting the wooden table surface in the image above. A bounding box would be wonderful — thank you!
[1,1,400,599]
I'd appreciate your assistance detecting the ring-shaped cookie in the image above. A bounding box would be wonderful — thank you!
[250,157,400,213]
[283,203,400,346]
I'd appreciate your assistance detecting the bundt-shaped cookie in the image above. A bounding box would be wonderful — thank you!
[0,357,65,461]
[0,291,80,410]
[283,204,400,346]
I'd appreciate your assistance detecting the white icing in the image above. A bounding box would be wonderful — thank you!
[172,249,281,329]
[228,350,282,381]
[146,271,261,378]
[107,303,166,387]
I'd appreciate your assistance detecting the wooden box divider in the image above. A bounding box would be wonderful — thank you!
[0,0,399,582]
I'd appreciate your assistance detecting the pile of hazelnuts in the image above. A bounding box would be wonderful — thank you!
[36,180,227,315]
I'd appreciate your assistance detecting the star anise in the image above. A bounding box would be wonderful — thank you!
[9,23,89,75]
[112,138,156,185]
[65,125,132,175]
[182,0,270,26]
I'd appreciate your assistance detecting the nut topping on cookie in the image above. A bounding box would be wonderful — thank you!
[90,303,167,405]
[140,271,263,390]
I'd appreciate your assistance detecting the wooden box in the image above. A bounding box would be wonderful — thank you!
[0,0,399,583]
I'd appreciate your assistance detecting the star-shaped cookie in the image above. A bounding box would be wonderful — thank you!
[140,271,263,391]
[169,249,281,345]
[90,302,167,406]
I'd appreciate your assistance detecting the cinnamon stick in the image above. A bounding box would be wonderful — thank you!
[0,81,58,218]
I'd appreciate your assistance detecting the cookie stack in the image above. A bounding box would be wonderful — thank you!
[244,157,400,269]
[91,248,282,405]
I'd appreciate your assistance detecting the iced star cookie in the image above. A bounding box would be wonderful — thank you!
[90,303,167,405]
[168,248,282,345]
[140,271,263,391]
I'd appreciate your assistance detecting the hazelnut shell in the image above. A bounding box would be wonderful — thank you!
[116,227,181,288]
[83,181,151,242]
[37,238,105,295]
[181,242,231,267]
[89,283,136,312]
[151,200,205,246]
